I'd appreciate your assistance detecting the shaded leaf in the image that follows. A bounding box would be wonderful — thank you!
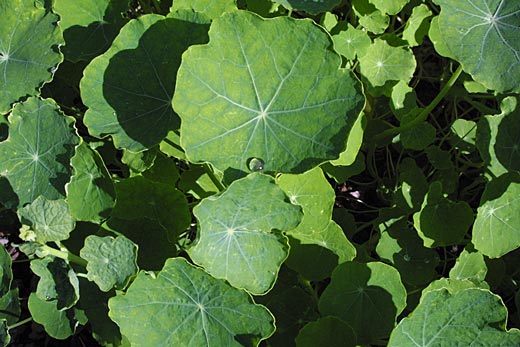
[295,316,357,347]
[0,247,12,298]
[28,293,79,340]
[274,0,342,15]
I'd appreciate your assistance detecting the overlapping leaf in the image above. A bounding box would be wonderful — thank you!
[274,0,342,15]
[81,12,210,151]
[171,0,236,18]
[0,0,63,113]
[173,10,364,177]
[109,258,275,347]
[189,173,302,294]
[0,247,12,298]
[0,98,79,207]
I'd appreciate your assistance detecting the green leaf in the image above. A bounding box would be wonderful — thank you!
[109,257,275,347]
[141,152,180,185]
[333,23,371,61]
[449,247,487,283]
[389,289,520,346]
[18,196,75,243]
[367,0,409,15]
[413,181,474,247]
[111,176,190,241]
[171,0,236,18]
[0,0,63,113]
[0,98,79,207]
[402,4,432,47]
[319,261,407,344]
[189,173,301,294]
[393,157,428,212]
[30,256,79,310]
[0,288,21,325]
[473,173,520,258]
[121,146,158,174]
[28,292,79,340]
[0,320,9,347]
[450,118,477,152]
[352,0,389,34]
[66,142,116,223]
[54,0,129,61]
[329,112,366,167]
[295,316,357,347]
[274,0,342,15]
[428,15,455,59]
[358,39,416,87]
[0,246,12,298]
[173,10,364,177]
[376,219,439,286]
[435,0,520,93]
[81,12,210,151]
[423,277,489,295]
[80,235,138,291]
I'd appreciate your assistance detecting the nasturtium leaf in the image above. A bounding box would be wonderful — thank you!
[425,146,454,170]
[109,257,275,347]
[273,0,341,15]
[76,278,121,347]
[178,164,221,199]
[449,247,487,283]
[450,118,477,153]
[295,316,357,347]
[28,293,79,340]
[0,288,20,326]
[0,0,63,114]
[477,97,520,176]
[376,219,439,286]
[18,196,75,243]
[171,0,236,19]
[402,4,432,47]
[352,0,389,34]
[393,157,428,212]
[333,23,371,62]
[66,142,116,223]
[0,320,9,347]
[121,146,158,174]
[413,181,474,247]
[358,39,416,87]
[81,12,210,152]
[329,111,366,167]
[435,0,520,93]
[388,288,520,346]
[0,247,12,298]
[30,256,79,310]
[367,0,408,15]
[319,261,407,344]
[173,10,364,177]
[190,173,301,294]
[473,173,520,258]
[141,152,180,186]
[0,98,79,207]
[54,0,129,61]
[111,176,190,240]
[80,235,138,292]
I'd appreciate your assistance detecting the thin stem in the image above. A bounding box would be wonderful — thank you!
[40,245,88,268]
[202,163,226,192]
[373,64,464,142]
[8,317,32,330]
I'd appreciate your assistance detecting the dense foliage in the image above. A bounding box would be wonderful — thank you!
[0,0,520,346]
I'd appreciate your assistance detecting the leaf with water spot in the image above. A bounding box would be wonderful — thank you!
[80,235,138,292]
[0,97,79,207]
[0,0,63,113]
[108,257,275,347]
[189,173,302,294]
[173,10,364,178]
[435,0,520,93]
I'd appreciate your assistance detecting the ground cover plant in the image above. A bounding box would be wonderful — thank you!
[0,0,519,345]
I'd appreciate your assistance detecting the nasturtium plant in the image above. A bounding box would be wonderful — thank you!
[2,1,520,346]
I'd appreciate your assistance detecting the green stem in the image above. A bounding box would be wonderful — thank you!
[40,245,88,268]
[202,163,226,192]
[8,317,32,330]
[373,65,464,142]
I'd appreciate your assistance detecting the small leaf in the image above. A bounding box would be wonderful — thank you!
[0,247,12,298]
[66,142,116,223]
[319,261,407,344]
[18,196,75,243]
[109,258,275,347]
[400,121,436,150]
[0,0,63,113]
[273,0,342,15]
[367,0,409,15]
[295,316,357,347]
[0,98,79,207]
[80,235,138,292]
[413,181,474,247]
[402,4,432,47]
[352,0,389,34]
[0,320,9,347]
[473,173,520,258]
[435,0,520,92]
[171,0,236,18]
[189,173,302,294]
[30,256,79,310]
[0,288,21,325]
[389,289,520,346]
[173,10,364,177]
[449,247,487,283]
[358,39,416,87]
[28,293,79,340]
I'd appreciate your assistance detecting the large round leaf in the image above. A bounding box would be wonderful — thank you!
[389,288,520,346]
[189,173,302,295]
[81,12,210,151]
[109,257,275,347]
[0,0,63,114]
[173,10,364,177]
[0,97,79,207]
[435,0,520,93]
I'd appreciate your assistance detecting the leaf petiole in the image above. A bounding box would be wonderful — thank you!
[39,244,88,268]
